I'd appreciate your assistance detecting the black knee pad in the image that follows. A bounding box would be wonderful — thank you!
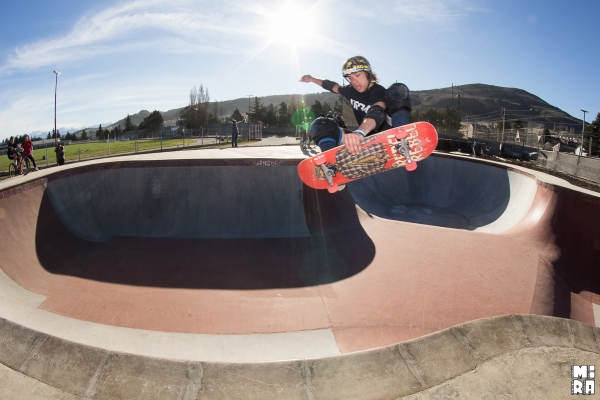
[385,83,412,114]
[310,117,341,144]
[385,83,412,127]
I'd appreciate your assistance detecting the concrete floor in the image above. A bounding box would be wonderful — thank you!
[1,143,600,398]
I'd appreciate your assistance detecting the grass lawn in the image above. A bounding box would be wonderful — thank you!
[1,139,195,171]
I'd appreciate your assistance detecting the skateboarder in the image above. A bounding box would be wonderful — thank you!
[300,56,411,154]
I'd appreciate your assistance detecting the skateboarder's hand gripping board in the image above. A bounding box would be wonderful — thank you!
[297,122,438,193]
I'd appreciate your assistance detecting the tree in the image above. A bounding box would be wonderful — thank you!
[81,130,88,140]
[47,131,52,140]
[231,108,244,122]
[124,114,136,131]
[96,124,104,140]
[264,103,277,127]
[248,97,266,123]
[410,108,422,123]
[442,106,461,135]
[197,84,210,127]
[310,100,324,117]
[289,95,298,119]
[138,110,164,134]
[333,99,343,114]
[512,118,524,130]
[179,84,211,130]
[212,101,220,124]
[277,102,290,127]
[584,112,600,156]
[498,114,511,133]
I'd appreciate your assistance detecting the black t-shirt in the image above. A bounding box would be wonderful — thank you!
[7,143,18,156]
[337,83,387,132]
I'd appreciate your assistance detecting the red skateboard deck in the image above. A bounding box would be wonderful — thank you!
[298,122,438,193]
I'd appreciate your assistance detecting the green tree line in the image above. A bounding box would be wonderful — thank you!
[410,106,462,135]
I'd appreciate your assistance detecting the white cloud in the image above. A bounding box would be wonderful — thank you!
[1,0,260,73]
[2,0,474,74]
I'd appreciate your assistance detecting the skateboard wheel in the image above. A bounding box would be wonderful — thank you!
[327,184,338,193]
[395,132,409,140]
[406,162,417,172]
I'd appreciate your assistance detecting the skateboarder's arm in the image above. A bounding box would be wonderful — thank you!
[344,100,386,154]
[299,75,340,94]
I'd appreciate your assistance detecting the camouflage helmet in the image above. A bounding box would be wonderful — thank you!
[342,56,372,77]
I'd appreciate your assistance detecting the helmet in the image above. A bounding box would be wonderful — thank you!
[342,56,372,77]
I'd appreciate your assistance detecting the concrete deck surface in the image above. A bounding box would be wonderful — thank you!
[1,142,600,399]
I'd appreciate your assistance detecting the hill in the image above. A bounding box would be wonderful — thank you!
[89,83,580,134]
[410,84,580,130]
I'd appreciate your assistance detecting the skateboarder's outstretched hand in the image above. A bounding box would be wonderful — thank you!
[345,132,362,154]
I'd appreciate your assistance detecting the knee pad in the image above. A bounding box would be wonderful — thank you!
[310,117,342,146]
[385,83,412,127]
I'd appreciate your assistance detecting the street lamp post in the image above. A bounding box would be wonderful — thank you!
[530,108,534,148]
[246,95,253,142]
[194,107,198,146]
[53,70,60,147]
[581,109,588,158]
[53,70,66,166]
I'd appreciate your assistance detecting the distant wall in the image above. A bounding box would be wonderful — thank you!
[437,133,600,184]
[538,151,600,184]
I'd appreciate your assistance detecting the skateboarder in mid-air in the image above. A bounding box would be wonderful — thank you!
[300,56,412,154]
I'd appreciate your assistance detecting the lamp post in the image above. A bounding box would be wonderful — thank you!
[53,70,60,147]
[530,108,533,148]
[194,107,198,146]
[581,109,588,158]
[246,95,253,122]
[246,95,253,142]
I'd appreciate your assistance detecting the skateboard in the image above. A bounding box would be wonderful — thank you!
[297,122,438,193]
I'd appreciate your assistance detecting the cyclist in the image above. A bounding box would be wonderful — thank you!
[7,136,24,174]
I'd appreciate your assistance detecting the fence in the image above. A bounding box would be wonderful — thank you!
[0,129,258,177]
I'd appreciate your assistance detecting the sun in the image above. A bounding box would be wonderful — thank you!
[265,2,317,46]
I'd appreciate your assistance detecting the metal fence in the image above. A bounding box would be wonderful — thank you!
[0,127,263,177]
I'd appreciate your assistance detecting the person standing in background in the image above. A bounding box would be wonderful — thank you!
[231,120,240,148]
[21,135,39,171]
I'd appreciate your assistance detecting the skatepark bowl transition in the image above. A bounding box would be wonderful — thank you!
[1,144,600,399]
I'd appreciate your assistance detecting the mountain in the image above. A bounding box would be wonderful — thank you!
[410,83,580,130]
[64,83,583,136]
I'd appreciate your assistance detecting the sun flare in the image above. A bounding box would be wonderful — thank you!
[265,2,316,46]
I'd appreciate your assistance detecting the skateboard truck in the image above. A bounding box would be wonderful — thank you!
[314,155,339,193]
[319,164,339,192]
[395,138,417,171]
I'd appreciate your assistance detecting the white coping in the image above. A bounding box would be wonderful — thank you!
[0,264,341,362]
[1,146,599,363]
[593,304,600,328]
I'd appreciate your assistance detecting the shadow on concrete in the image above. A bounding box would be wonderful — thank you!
[34,186,375,289]
[349,156,511,230]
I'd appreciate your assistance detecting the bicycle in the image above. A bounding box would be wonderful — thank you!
[299,130,311,150]
[8,153,30,177]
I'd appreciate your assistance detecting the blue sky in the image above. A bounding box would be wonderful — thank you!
[0,0,598,141]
